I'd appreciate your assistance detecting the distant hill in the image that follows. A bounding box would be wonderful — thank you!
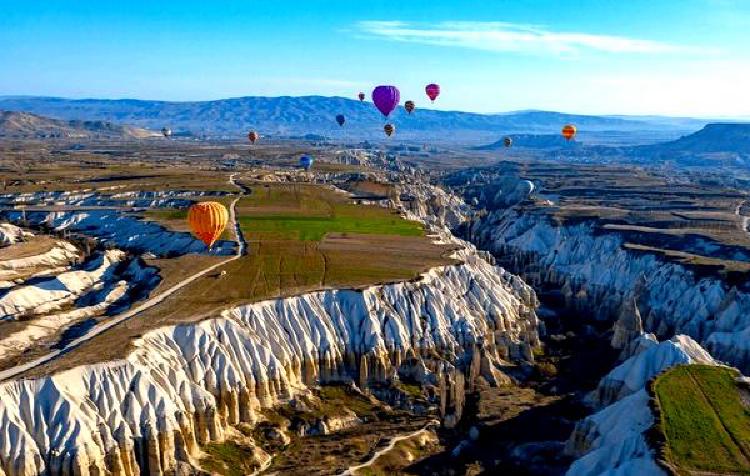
[476,134,581,150]
[654,123,750,153]
[0,96,704,143]
[0,110,158,139]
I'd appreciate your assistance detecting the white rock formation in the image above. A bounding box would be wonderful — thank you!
[0,250,128,320]
[477,211,750,372]
[0,257,159,363]
[0,241,79,281]
[592,335,715,407]
[566,335,715,476]
[1,210,235,256]
[0,224,32,246]
[0,254,539,476]
[565,390,666,476]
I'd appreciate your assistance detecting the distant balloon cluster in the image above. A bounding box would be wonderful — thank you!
[175,80,578,248]
[161,79,577,146]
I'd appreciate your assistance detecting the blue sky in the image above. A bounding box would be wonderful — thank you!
[1,0,749,116]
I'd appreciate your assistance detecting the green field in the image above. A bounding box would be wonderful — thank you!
[238,195,423,241]
[238,184,423,240]
[654,365,750,474]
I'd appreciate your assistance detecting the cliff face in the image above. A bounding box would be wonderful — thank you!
[565,335,714,476]
[0,253,539,476]
[475,210,750,372]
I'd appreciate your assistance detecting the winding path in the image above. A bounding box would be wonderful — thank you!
[0,173,248,382]
[336,419,440,476]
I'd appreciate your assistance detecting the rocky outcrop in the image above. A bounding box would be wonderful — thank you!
[0,253,539,476]
[565,389,667,476]
[610,297,643,351]
[1,210,235,256]
[0,257,159,363]
[0,241,79,282]
[591,335,715,407]
[0,250,129,320]
[475,210,750,372]
[0,224,32,247]
[565,335,715,475]
[395,181,472,230]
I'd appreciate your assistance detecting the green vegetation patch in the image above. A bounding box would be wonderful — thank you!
[200,441,259,476]
[654,365,750,474]
[238,184,423,241]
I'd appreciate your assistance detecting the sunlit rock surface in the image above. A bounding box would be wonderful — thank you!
[0,252,538,476]
[475,211,750,373]
[1,210,235,256]
[0,225,32,247]
[566,335,715,476]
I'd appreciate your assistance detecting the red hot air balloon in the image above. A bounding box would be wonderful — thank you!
[561,124,577,141]
[248,131,259,144]
[372,86,400,118]
[425,83,440,103]
[404,100,415,114]
[358,92,365,101]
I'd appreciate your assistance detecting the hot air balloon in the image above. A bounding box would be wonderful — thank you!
[248,131,259,144]
[161,127,172,138]
[404,100,415,114]
[188,201,229,249]
[561,124,577,141]
[384,123,395,137]
[372,86,400,118]
[425,84,440,103]
[504,136,512,148]
[300,155,314,171]
[358,92,366,102]
[335,114,345,127]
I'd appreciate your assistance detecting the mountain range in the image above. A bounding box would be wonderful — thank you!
[0,110,157,139]
[0,95,709,144]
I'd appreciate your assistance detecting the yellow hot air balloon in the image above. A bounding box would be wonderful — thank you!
[562,124,577,141]
[188,201,229,248]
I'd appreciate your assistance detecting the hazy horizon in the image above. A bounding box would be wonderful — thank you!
[3,94,750,122]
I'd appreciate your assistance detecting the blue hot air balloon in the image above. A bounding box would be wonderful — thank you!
[335,114,345,126]
[300,155,314,171]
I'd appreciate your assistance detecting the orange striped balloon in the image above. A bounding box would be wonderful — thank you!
[187,201,229,248]
[561,124,577,141]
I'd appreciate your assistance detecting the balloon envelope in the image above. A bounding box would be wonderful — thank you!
[335,114,345,126]
[561,124,577,141]
[188,201,229,248]
[504,136,512,147]
[248,131,259,144]
[372,86,400,118]
[384,123,395,136]
[404,100,415,114]
[300,155,314,170]
[358,92,365,101]
[425,83,440,102]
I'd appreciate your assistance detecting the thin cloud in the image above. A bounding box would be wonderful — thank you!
[357,20,693,55]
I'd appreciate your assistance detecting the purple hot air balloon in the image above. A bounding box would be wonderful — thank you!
[371,85,400,118]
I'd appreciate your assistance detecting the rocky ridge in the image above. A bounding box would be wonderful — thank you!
[474,210,750,373]
[565,335,716,476]
[0,181,540,476]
